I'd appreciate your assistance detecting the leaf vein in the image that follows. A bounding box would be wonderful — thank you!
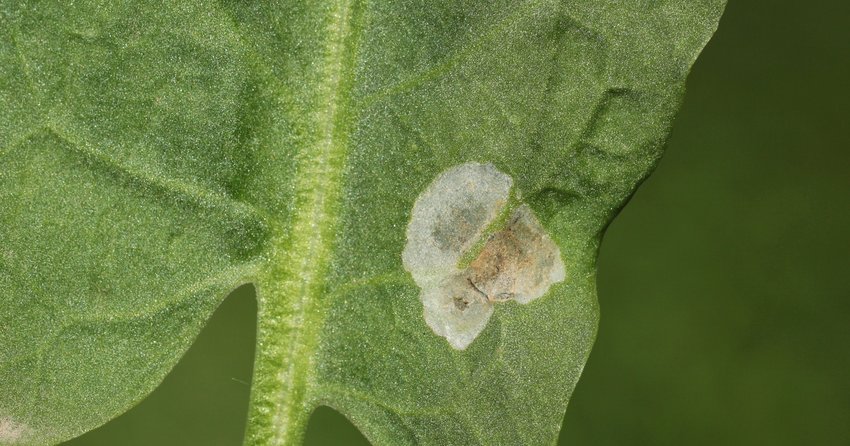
[43,123,273,224]
[359,0,550,107]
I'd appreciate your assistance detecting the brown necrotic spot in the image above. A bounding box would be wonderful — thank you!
[466,205,565,305]
[453,296,470,311]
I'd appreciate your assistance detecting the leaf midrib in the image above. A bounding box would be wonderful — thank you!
[251,0,359,444]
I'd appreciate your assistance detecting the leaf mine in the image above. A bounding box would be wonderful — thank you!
[0,416,28,444]
[468,205,566,305]
[402,162,566,349]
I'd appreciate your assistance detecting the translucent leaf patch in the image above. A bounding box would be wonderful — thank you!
[402,162,566,349]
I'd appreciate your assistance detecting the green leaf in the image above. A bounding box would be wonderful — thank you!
[0,1,725,445]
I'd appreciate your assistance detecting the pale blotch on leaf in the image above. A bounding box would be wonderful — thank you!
[0,416,28,444]
[402,162,566,350]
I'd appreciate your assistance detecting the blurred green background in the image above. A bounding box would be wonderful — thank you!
[65,1,849,445]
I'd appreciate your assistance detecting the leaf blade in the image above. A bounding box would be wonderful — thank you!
[0,0,725,445]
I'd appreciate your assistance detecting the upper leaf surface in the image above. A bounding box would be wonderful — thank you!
[0,1,725,445]
[1,2,270,444]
